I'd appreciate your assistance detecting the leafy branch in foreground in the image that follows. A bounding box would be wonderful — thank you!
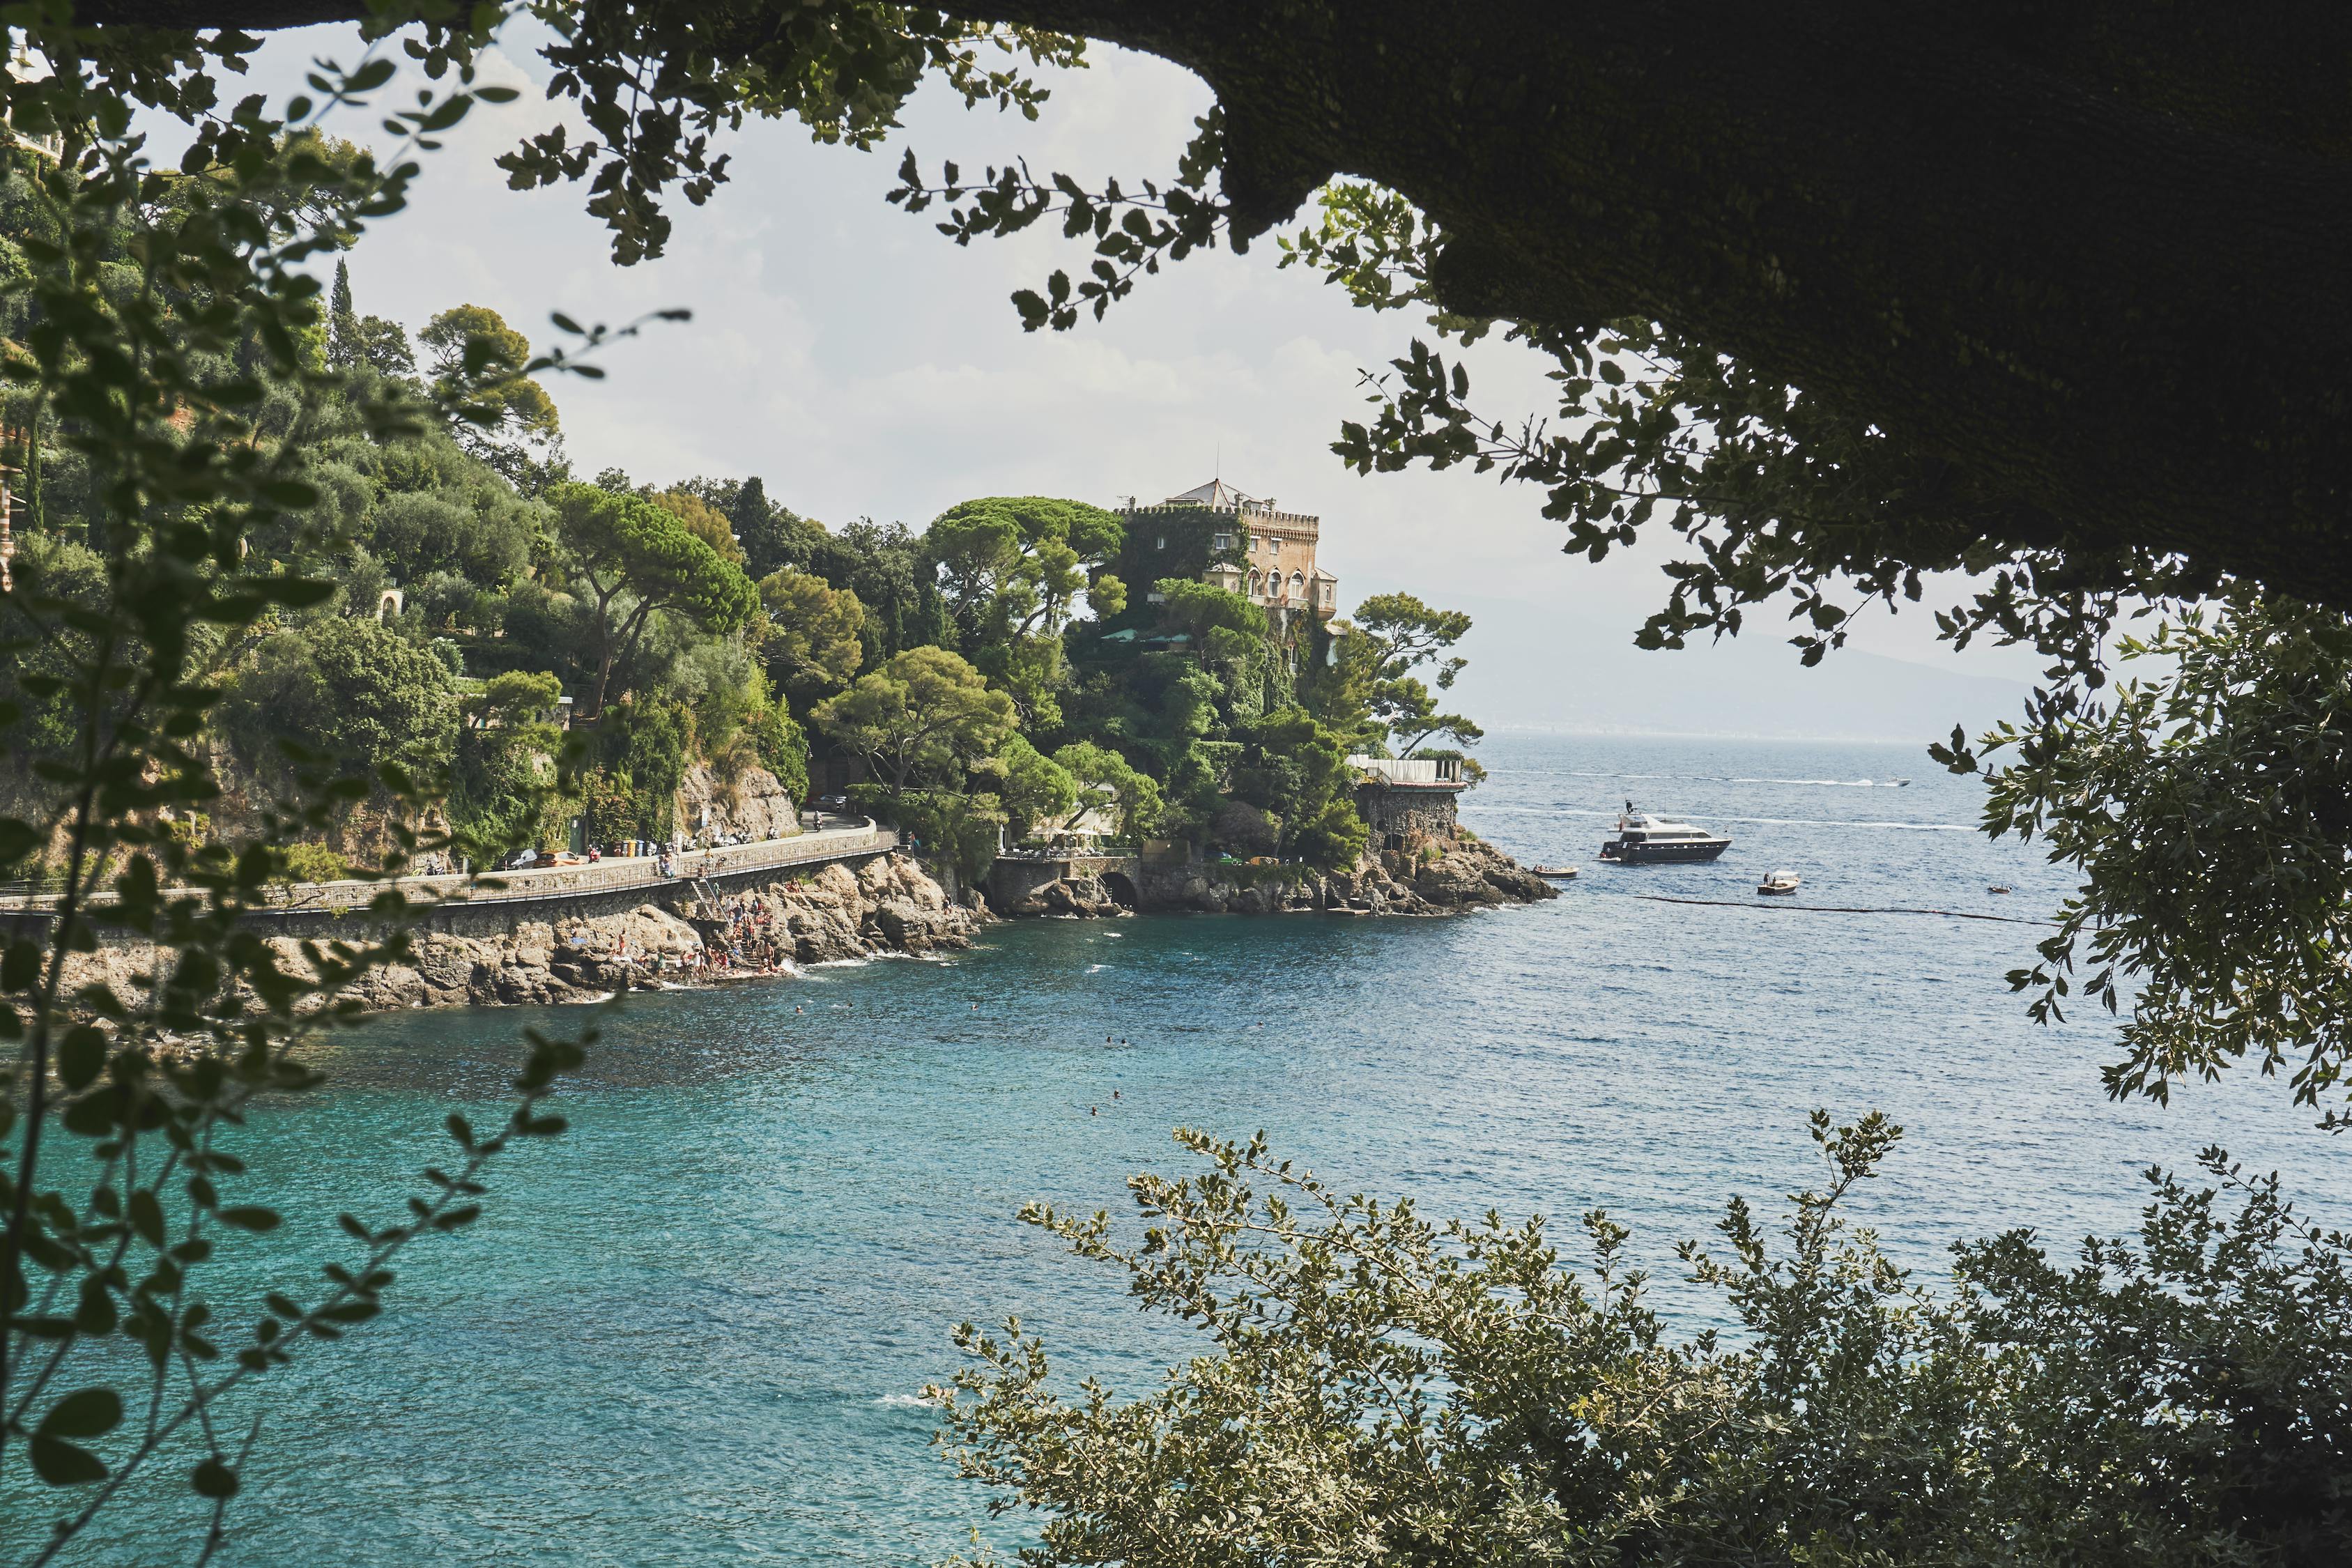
[1273,181,2198,687]
[1270,182,2352,1126]
[1951,590,2352,1124]
[889,107,1227,332]
[934,1123,2352,1568]
[0,33,594,1562]
[500,5,1084,264]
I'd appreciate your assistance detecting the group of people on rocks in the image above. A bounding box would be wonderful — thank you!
[546,891,804,990]
[706,892,796,976]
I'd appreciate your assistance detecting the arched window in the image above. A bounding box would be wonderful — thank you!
[1248,571,1263,594]
[1289,571,1305,597]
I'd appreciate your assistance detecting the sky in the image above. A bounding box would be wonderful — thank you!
[146,23,2044,739]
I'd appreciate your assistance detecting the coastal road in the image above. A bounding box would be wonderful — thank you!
[0,816,900,923]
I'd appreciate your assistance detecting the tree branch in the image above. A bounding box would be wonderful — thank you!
[68,0,2352,608]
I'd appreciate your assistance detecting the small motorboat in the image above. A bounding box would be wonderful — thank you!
[1890,778,1912,787]
[1528,864,1580,879]
[1758,870,1801,896]
[1987,884,2011,895]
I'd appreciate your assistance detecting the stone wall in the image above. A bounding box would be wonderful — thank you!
[985,855,1142,916]
[1355,782,1463,852]
[47,852,981,1016]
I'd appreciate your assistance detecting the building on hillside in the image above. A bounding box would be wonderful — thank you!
[1349,754,1465,850]
[1118,479,1341,627]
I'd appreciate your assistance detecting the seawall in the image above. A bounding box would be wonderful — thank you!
[46,852,985,1015]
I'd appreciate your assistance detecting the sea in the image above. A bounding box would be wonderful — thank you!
[14,732,2351,1566]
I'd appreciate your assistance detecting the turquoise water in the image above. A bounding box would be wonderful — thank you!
[15,735,2351,1565]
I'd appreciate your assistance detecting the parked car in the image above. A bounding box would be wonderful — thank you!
[817,794,850,812]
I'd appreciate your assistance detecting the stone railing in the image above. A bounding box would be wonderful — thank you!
[0,821,898,922]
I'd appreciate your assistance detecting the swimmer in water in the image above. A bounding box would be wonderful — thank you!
[1089,1105,1098,1116]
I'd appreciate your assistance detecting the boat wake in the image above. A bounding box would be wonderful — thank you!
[1478,804,1974,833]
[1530,769,1914,789]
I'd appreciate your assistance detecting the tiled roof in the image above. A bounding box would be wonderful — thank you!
[1162,478,1256,508]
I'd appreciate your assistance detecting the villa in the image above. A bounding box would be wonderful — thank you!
[1119,479,1340,625]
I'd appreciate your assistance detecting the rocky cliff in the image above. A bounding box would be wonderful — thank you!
[344,853,978,1009]
[996,836,1557,918]
[677,761,800,843]
[58,852,983,1016]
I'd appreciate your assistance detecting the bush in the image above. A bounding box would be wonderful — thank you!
[854,784,1003,886]
[272,843,350,885]
[934,1119,2352,1568]
[222,615,459,786]
[1210,799,1279,856]
[746,702,810,802]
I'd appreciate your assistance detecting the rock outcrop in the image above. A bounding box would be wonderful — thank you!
[677,761,801,845]
[344,853,981,1010]
[1098,836,1556,918]
[54,852,983,1017]
[989,870,1135,919]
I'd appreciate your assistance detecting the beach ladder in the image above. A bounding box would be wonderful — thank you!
[689,875,723,920]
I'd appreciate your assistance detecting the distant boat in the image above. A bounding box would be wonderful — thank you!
[1597,802,1732,864]
[1529,864,1580,879]
[1891,778,1912,787]
[1758,870,1801,896]
[1987,885,2011,895]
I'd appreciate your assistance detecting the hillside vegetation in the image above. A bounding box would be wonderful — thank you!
[0,154,1480,888]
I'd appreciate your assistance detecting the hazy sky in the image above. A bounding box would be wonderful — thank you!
[147,24,2047,734]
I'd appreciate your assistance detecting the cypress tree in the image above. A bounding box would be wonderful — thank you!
[728,475,787,578]
[326,259,359,369]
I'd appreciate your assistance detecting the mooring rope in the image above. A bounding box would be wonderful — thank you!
[1631,894,2058,926]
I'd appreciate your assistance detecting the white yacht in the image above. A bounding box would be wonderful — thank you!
[1597,802,1733,864]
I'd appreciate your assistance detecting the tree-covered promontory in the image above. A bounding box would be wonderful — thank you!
[0,138,1485,884]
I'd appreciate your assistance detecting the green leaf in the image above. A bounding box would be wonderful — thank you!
[38,1387,123,1440]
[128,1190,166,1248]
[29,1434,106,1486]
[215,1206,281,1232]
[262,577,337,608]
[58,1025,106,1092]
[74,1275,117,1336]
[415,93,474,132]
[62,1093,118,1137]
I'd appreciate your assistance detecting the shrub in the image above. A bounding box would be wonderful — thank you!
[934,1119,2352,1568]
